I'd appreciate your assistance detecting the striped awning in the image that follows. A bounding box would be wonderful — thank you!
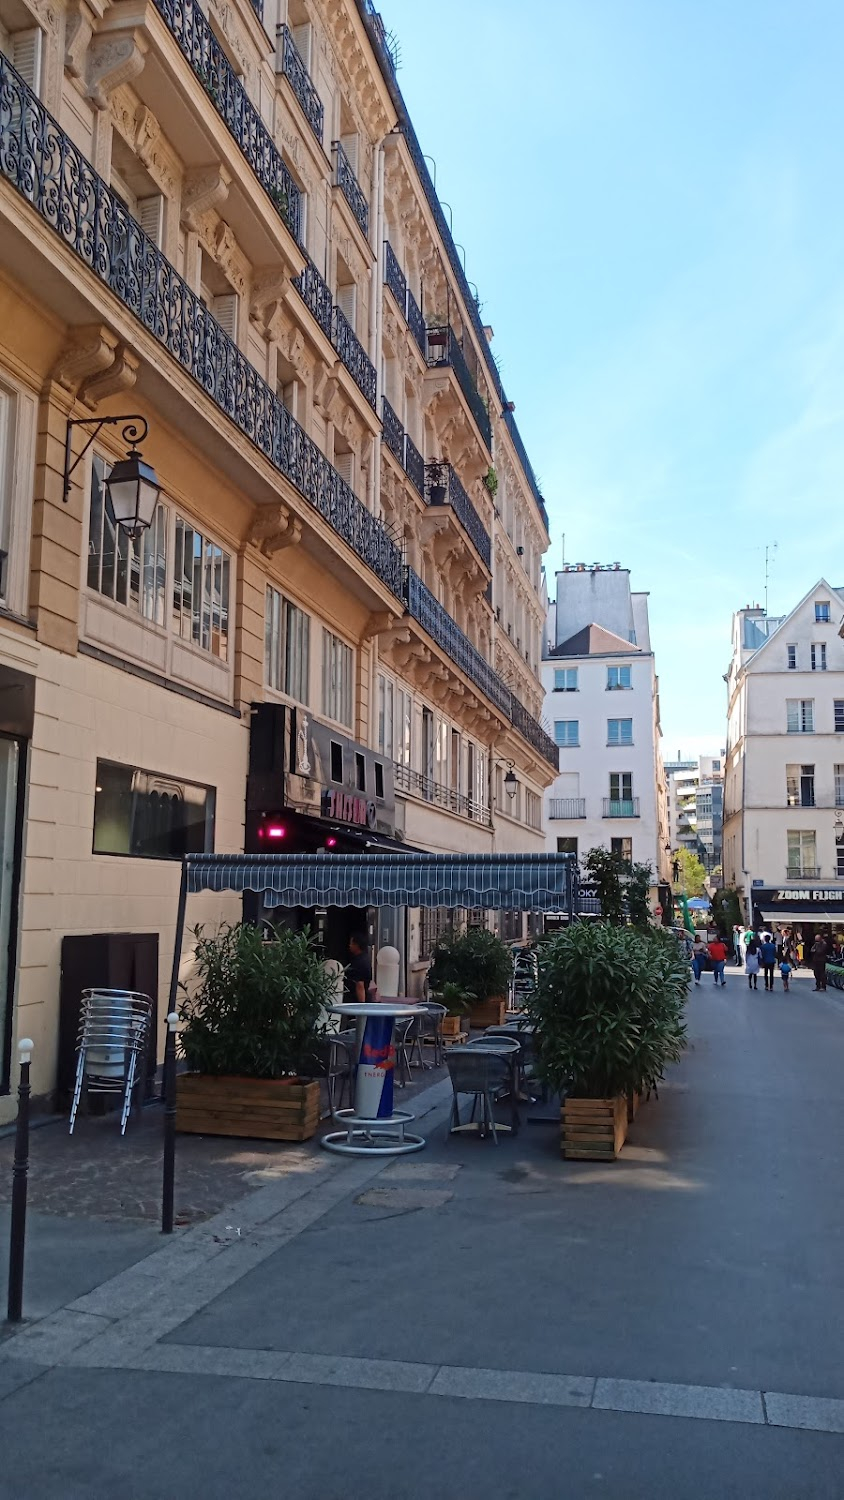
[184,852,576,912]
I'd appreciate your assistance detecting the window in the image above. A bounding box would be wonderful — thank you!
[556,836,578,856]
[374,762,384,799]
[815,602,831,623]
[811,643,827,671]
[609,772,633,803]
[330,741,343,782]
[787,644,797,670]
[836,702,844,733]
[173,517,230,660]
[787,699,814,734]
[419,905,451,960]
[377,674,394,760]
[836,766,844,808]
[322,629,353,727]
[838,843,844,878]
[265,587,310,703]
[435,719,449,788]
[611,837,633,862]
[786,764,815,808]
[608,718,633,746]
[10,28,42,94]
[786,829,817,877]
[525,790,541,830]
[355,753,366,791]
[554,720,579,747]
[93,759,215,859]
[88,456,168,625]
[607,665,632,690]
[553,668,578,692]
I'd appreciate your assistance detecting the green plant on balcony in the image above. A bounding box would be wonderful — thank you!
[483,465,498,498]
[268,181,289,217]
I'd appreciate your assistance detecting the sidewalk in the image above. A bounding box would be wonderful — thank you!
[1,976,844,1497]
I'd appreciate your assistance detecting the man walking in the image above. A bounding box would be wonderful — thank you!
[708,935,727,987]
[810,933,828,992]
[760,933,777,991]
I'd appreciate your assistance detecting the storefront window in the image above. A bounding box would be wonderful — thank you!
[93,759,215,859]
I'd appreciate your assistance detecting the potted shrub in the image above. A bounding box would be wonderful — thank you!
[432,980,474,1038]
[527,923,688,1160]
[176,922,336,1141]
[428,928,513,1028]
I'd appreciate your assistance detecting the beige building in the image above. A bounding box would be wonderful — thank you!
[0,0,556,1117]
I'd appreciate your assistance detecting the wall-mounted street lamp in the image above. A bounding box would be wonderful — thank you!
[496,759,517,800]
[63,415,161,539]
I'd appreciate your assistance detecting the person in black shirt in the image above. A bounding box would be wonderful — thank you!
[344,932,373,1003]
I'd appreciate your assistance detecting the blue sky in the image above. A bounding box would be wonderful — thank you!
[388,0,844,757]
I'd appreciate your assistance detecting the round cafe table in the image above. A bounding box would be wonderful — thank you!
[321,1001,426,1157]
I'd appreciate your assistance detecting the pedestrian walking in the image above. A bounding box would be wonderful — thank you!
[708,935,727,986]
[691,933,707,985]
[733,925,744,966]
[745,936,760,990]
[779,956,793,992]
[810,934,828,992]
[759,934,777,991]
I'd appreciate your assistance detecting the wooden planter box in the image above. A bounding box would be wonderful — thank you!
[627,1090,641,1124]
[176,1075,321,1142]
[442,1015,464,1037]
[468,997,507,1028]
[562,1097,628,1161]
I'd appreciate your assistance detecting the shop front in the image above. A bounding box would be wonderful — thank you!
[750,885,844,947]
[246,703,407,979]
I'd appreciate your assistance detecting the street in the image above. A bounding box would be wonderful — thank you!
[1,968,844,1498]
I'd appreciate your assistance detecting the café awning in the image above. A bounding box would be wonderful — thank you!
[183,851,577,913]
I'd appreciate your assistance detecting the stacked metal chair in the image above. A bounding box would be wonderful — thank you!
[69,988,153,1135]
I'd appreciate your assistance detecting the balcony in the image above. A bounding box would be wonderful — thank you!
[383,241,426,355]
[331,307,377,408]
[425,463,491,571]
[406,289,426,355]
[152,0,301,242]
[293,255,333,340]
[403,570,558,769]
[279,26,324,143]
[785,867,821,880]
[549,798,586,820]
[603,799,640,818]
[394,763,491,824]
[332,141,369,237]
[381,399,425,496]
[425,325,492,449]
[0,54,402,600]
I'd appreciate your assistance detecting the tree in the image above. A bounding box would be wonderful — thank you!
[581,846,625,925]
[711,887,741,938]
[627,860,655,931]
[671,848,707,897]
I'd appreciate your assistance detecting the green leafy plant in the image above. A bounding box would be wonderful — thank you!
[427,927,513,1002]
[526,922,688,1099]
[432,979,476,1016]
[711,886,741,937]
[581,846,626,925]
[179,922,335,1080]
[483,465,498,498]
[672,847,707,896]
[626,860,654,930]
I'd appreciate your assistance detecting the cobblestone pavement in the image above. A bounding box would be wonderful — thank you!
[0,1064,448,1226]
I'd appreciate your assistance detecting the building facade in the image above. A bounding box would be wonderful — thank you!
[723,581,844,934]
[540,565,670,893]
[0,0,557,1118]
[665,753,724,870]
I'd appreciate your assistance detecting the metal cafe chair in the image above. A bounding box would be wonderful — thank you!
[445,1042,521,1144]
[69,989,153,1136]
[327,1029,358,1115]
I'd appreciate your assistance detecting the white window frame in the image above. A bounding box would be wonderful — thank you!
[607,664,632,690]
[787,829,817,876]
[553,667,578,692]
[321,627,353,728]
[811,642,827,671]
[787,699,814,734]
[554,720,579,747]
[265,585,311,705]
[787,644,797,670]
[607,717,633,746]
[815,602,831,623]
[0,375,36,616]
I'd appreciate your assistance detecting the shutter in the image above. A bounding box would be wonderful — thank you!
[787,701,798,733]
[291,22,311,67]
[211,292,238,341]
[12,29,43,93]
[334,450,353,489]
[336,283,356,328]
[340,133,358,174]
[136,194,164,247]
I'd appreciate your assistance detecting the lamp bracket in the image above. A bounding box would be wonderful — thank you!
[63,414,149,503]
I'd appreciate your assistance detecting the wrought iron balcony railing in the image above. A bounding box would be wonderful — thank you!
[406,287,426,355]
[425,462,491,571]
[279,25,324,142]
[548,798,586,820]
[603,799,641,818]
[425,325,492,449]
[331,306,377,408]
[332,140,369,237]
[293,254,333,339]
[384,241,407,312]
[785,866,821,880]
[403,570,558,768]
[394,763,491,824]
[152,0,301,242]
[0,54,402,601]
[502,407,549,532]
[381,396,404,463]
[404,433,424,497]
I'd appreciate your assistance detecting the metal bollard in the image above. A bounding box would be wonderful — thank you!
[7,1038,34,1323]
[161,1011,179,1234]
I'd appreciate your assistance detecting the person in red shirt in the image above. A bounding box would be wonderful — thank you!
[707,937,728,987]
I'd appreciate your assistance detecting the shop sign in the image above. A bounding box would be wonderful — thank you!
[321,788,377,830]
[774,889,844,903]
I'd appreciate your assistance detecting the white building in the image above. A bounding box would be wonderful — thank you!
[723,580,844,935]
[665,753,724,869]
[541,565,670,889]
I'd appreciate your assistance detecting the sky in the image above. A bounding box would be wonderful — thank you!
[386,0,844,758]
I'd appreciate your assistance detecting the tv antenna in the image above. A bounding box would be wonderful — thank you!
[765,542,778,614]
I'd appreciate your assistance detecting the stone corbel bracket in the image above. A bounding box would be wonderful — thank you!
[248,503,302,558]
[50,324,138,408]
[181,165,231,233]
[86,27,148,110]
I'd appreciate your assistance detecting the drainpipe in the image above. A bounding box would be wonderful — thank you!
[369,136,386,517]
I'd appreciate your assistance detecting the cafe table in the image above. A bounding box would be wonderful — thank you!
[321,1000,426,1157]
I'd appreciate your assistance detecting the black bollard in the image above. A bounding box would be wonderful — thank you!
[161,1011,178,1234]
[7,1039,34,1323]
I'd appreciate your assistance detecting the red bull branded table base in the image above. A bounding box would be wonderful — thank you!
[321,1001,426,1157]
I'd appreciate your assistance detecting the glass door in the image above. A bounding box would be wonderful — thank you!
[0,735,22,1091]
